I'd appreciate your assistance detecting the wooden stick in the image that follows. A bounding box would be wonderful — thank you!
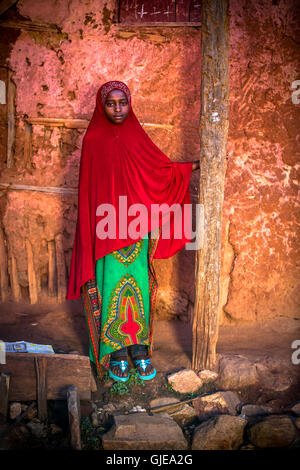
[7,70,16,168]
[0,373,11,422]
[192,0,230,370]
[23,121,32,170]
[55,233,67,303]
[0,183,77,194]
[47,240,56,297]
[67,386,81,450]
[0,226,9,301]
[26,238,38,304]
[8,247,22,302]
[34,357,48,422]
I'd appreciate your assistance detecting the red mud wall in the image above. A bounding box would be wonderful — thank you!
[0,0,299,325]
[222,0,300,323]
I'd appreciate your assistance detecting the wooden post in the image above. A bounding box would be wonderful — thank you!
[47,240,56,297]
[192,0,230,370]
[8,245,22,302]
[26,238,38,304]
[55,233,67,303]
[0,226,9,301]
[34,357,48,422]
[7,70,16,168]
[67,385,81,450]
[0,373,11,422]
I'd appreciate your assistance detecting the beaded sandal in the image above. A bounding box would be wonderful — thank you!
[133,358,156,381]
[108,359,129,382]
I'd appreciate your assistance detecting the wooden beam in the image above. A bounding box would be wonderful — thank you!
[34,357,48,422]
[0,183,77,194]
[192,0,230,370]
[0,19,65,34]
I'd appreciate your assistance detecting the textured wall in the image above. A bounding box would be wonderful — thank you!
[221,0,300,323]
[0,0,299,325]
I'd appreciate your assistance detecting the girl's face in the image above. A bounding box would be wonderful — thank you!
[104,89,129,124]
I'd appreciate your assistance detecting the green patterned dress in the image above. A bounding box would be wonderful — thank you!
[81,229,160,376]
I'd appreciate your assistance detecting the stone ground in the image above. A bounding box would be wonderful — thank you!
[0,300,300,449]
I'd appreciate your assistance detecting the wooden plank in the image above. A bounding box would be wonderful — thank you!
[34,357,47,421]
[0,373,10,422]
[0,225,9,301]
[192,0,230,370]
[26,117,89,128]
[0,353,92,400]
[55,233,67,303]
[0,183,77,194]
[67,386,81,450]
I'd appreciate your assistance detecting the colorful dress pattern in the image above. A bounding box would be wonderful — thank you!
[81,228,160,376]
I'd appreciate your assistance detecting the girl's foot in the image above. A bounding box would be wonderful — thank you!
[133,354,156,380]
[109,355,129,382]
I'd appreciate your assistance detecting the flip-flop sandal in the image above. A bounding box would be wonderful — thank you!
[133,358,156,380]
[108,359,129,382]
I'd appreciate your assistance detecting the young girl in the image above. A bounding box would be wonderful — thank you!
[66,81,200,382]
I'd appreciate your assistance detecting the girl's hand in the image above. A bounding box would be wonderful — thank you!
[192,161,200,171]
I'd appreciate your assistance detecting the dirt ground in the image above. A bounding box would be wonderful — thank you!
[1,299,300,449]
[1,298,300,406]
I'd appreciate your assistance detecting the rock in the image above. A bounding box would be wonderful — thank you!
[90,411,99,427]
[49,423,63,435]
[248,415,296,448]
[240,404,274,417]
[9,402,22,420]
[198,370,218,384]
[20,403,37,421]
[27,421,47,438]
[217,355,259,390]
[168,403,198,427]
[291,403,300,415]
[193,391,241,419]
[239,443,256,450]
[167,369,203,394]
[255,363,292,391]
[129,406,146,413]
[149,397,180,409]
[102,413,188,450]
[192,415,247,450]
[103,403,117,412]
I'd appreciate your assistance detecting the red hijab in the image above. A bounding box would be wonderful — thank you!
[66,81,193,300]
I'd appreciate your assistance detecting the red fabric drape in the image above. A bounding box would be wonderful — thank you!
[66,82,193,300]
